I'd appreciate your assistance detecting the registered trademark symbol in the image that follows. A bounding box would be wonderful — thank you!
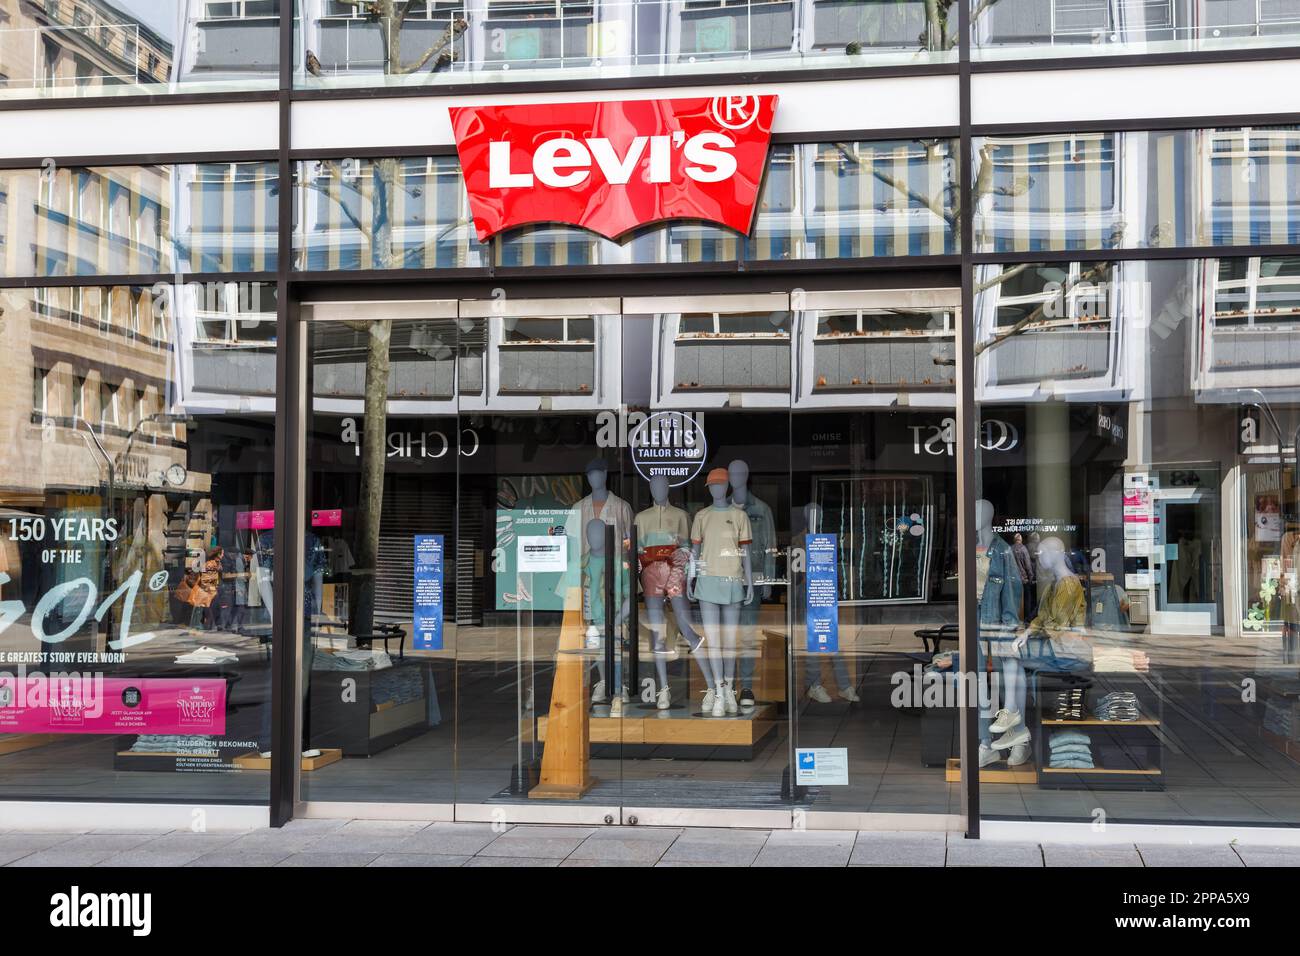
[711,95,760,130]
[148,571,169,591]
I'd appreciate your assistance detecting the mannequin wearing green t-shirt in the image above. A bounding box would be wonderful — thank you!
[688,468,754,718]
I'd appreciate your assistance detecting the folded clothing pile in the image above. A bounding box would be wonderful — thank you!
[128,735,217,755]
[1095,691,1140,721]
[1048,730,1094,769]
[1052,687,1085,721]
[1092,647,1151,673]
[315,648,393,671]
[175,646,238,665]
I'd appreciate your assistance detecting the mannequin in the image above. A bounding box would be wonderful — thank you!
[801,503,858,704]
[583,518,629,715]
[990,535,1089,764]
[689,468,754,717]
[574,457,632,707]
[974,499,1025,767]
[575,458,632,558]
[635,475,714,710]
[728,460,775,711]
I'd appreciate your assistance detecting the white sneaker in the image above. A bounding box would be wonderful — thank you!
[591,680,607,704]
[991,726,1030,750]
[838,686,861,703]
[1007,742,1031,766]
[618,685,630,703]
[989,709,1022,734]
[656,686,671,710]
[701,687,717,714]
[609,696,623,718]
[710,685,726,718]
[722,681,738,715]
[808,683,832,704]
[978,743,1002,768]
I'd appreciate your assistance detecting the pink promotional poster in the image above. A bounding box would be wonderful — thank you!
[0,676,227,735]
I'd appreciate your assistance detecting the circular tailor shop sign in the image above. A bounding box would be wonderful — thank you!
[629,411,707,488]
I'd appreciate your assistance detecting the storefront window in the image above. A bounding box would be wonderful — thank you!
[970,0,1300,60]
[0,282,276,802]
[972,255,1300,826]
[293,140,958,272]
[0,163,280,278]
[294,286,965,820]
[294,0,957,92]
[973,127,1300,254]
[0,0,280,101]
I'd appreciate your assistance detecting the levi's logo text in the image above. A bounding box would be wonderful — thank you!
[450,94,778,241]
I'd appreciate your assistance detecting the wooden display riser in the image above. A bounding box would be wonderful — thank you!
[533,703,777,759]
[945,757,1038,784]
[0,734,58,756]
[232,749,343,772]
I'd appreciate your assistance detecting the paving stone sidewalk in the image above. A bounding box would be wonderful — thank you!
[0,821,1292,867]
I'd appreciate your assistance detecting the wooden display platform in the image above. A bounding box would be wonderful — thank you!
[0,734,58,756]
[945,757,1038,784]
[533,703,777,759]
[232,749,343,772]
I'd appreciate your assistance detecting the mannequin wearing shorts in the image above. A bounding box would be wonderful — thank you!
[689,468,754,718]
[635,475,713,710]
[729,459,775,711]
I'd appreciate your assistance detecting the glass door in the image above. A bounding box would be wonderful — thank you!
[300,300,461,809]
[618,292,795,823]
[454,297,629,822]
[792,288,962,822]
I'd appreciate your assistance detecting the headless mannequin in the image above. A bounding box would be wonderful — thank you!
[999,536,1075,740]
[689,477,754,715]
[586,517,628,701]
[729,459,773,701]
[639,476,714,700]
[975,498,999,748]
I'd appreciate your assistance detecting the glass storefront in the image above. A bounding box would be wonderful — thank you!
[2,3,1299,836]
[0,281,275,802]
[972,255,1300,826]
[293,287,962,818]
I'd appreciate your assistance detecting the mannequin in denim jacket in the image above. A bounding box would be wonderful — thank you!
[975,500,1024,767]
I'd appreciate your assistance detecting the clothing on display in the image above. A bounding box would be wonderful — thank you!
[635,504,690,598]
[581,550,628,624]
[127,735,218,754]
[977,534,1023,630]
[690,504,753,603]
[315,649,393,671]
[174,646,239,665]
[574,492,633,557]
[1048,730,1095,769]
[1094,691,1141,721]
[1051,687,1086,721]
[1092,647,1150,673]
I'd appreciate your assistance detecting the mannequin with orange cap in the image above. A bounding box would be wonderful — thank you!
[688,467,755,718]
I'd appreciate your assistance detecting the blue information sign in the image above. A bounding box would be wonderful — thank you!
[413,534,444,651]
[805,533,839,653]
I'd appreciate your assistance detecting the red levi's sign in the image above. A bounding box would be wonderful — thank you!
[450,94,778,242]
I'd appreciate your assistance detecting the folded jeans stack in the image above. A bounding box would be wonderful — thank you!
[1048,730,1094,769]
[1095,691,1140,721]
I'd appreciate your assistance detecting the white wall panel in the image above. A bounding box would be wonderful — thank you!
[292,75,961,151]
[0,102,279,160]
[973,59,1300,128]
